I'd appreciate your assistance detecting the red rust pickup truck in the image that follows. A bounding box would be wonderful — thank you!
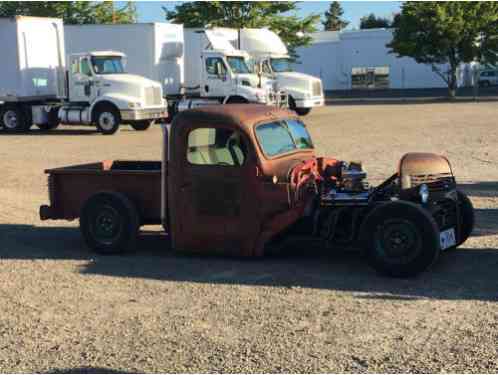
[40,105,474,277]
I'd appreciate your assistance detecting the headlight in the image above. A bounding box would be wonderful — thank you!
[419,184,429,204]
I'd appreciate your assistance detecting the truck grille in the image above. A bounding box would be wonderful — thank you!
[312,81,322,97]
[144,87,162,106]
[410,173,455,192]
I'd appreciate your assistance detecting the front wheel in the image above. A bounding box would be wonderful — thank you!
[288,96,311,116]
[449,191,474,249]
[361,201,440,277]
[131,121,153,131]
[95,106,120,135]
[295,107,311,116]
[80,192,140,254]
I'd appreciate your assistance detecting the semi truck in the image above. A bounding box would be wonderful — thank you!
[65,23,285,118]
[0,16,167,134]
[39,104,474,278]
[214,27,325,116]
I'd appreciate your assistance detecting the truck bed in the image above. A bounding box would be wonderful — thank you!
[40,160,163,224]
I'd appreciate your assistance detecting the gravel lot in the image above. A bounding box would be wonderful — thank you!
[0,102,497,373]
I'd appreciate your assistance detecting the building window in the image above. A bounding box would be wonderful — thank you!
[351,66,390,89]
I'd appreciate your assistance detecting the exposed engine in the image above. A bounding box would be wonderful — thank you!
[320,161,371,207]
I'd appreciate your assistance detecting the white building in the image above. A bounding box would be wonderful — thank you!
[295,29,473,91]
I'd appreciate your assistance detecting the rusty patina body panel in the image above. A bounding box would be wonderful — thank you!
[40,161,162,224]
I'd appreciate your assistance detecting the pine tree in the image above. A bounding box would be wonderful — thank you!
[322,2,349,31]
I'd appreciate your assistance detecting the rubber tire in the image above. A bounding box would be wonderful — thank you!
[295,107,311,116]
[450,190,474,249]
[80,192,140,255]
[361,201,440,278]
[0,105,30,133]
[131,121,153,131]
[226,96,248,104]
[36,107,60,131]
[94,106,120,135]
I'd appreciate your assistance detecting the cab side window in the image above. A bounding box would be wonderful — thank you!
[205,57,226,76]
[71,59,80,75]
[262,61,272,75]
[187,128,246,166]
[80,58,92,76]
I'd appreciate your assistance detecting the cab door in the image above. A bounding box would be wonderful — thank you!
[202,55,232,98]
[69,56,95,103]
[175,125,259,255]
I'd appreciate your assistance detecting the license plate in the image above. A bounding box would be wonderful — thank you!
[440,228,456,250]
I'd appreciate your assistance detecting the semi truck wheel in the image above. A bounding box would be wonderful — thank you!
[295,107,311,116]
[80,192,140,254]
[361,201,440,277]
[0,105,30,133]
[288,96,311,116]
[131,121,153,131]
[94,106,120,135]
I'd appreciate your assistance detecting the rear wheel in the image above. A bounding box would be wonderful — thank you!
[0,105,31,133]
[361,201,440,277]
[131,120,153,131]
[80,192,140,254]
[94,106,120,135]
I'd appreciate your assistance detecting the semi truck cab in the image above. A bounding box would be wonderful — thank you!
[256,54,324,116]
[200,50,272,104]
[63,51,167,134]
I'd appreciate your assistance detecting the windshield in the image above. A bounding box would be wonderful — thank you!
[227,56,250,74]
[91,56,125,75]
[270,58,293,73]
[256,119,313,157]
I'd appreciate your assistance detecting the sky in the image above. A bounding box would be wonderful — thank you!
[132,1,402,30]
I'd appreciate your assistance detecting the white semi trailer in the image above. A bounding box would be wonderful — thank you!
[0,16,167,134]
[65,23,285,117]
[215,28,325,116]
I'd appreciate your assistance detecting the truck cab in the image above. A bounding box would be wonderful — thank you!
[64,51,167,134]
[255,54,324,116]
[213,27,325,116]
[200,50,283,106]
[40,105,474,277]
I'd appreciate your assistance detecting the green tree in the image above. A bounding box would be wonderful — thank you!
[388,2,498,97]
[322,1,349,31]
[0,1,137,24]
[164,1,319,59]
[359,13,391,29]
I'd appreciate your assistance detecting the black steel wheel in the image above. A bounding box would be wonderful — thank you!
[361,201,440,277]
[450,190,474,249]
[80,192,139,254]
